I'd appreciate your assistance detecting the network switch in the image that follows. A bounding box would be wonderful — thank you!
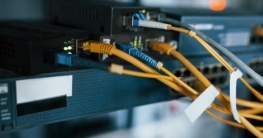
[51,0,160,35]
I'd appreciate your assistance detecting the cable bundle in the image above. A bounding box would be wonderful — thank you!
[57,16,263,137]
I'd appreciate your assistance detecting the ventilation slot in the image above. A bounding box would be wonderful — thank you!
[60,5,98,21]
[0,41,15,59]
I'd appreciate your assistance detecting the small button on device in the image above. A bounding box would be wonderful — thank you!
[2,123,13,131]
[0,84,8,94]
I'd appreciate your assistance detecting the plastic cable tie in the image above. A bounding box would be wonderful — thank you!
[128,47,137,55]
[229,68,243,123]
[110,64,123,74]
[156,62,163,70]
[188,31,196,37]
[184,85,219,123]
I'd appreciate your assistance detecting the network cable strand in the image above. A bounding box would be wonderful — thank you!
[150,41,263,118]
[147,41,236,114]
[80,41,197,99]
[149,41,263,115]
[204,87,263,132]
[161,19,263,102]
[133,19,263,103]
[80,41,235,106]
[208,90,263,134]
[80,41,263,136]
[108,64,173,81]
[118,44,200,96]
[148,41,263,109]
[177,27,263,103]
[159,17,263,87]
[205,110,263,131]
[147,41,263,136]
[116,42,263,109]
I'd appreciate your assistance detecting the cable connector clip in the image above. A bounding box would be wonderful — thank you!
[56,52,78,66]
[188,31,196,37]
[156,62,163,70]
[109,64,124,74]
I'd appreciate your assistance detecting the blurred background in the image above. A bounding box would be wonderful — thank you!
[1,0,263,21]
[1,0,263,138]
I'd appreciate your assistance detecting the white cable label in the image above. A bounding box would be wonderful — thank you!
[229,69,243,123]
[184,85,219,123]
[138,20,169,30]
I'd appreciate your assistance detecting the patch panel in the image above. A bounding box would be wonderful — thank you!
[171,64,229,93]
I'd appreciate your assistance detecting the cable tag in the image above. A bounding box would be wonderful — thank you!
[184,85,219,123]
[110,64,123,74]
[156,62,163,70]
[229,69,243,123]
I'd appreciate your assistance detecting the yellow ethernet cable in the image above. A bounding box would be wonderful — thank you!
[109,64,173,81]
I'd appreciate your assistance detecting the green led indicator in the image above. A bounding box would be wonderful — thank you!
[64,47,68,51]
[134,41,137,48]
[141,9,146,14]
[67,46,72,50]
[138,41,141,48]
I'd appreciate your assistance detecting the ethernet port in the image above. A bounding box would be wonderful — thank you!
[259,61,263,69]
[174,70,182,77]
[210,78,217,84]
[251,36,263,44]
[218,76,226,84]
[220,66,227,73]
[250,62,256,70]
[255,62,260,68]
[211,66,218,73]
[183,69,191,77]
[251,25,263,44]
[203,67,210,75]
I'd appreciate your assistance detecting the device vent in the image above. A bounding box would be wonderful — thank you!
[60,5,98,21]
[0,41,15,59]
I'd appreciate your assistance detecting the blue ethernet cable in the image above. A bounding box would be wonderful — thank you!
[56,52,108,70]
[117,43,159,68]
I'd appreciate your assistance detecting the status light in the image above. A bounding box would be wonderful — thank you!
[210,0,226,11]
